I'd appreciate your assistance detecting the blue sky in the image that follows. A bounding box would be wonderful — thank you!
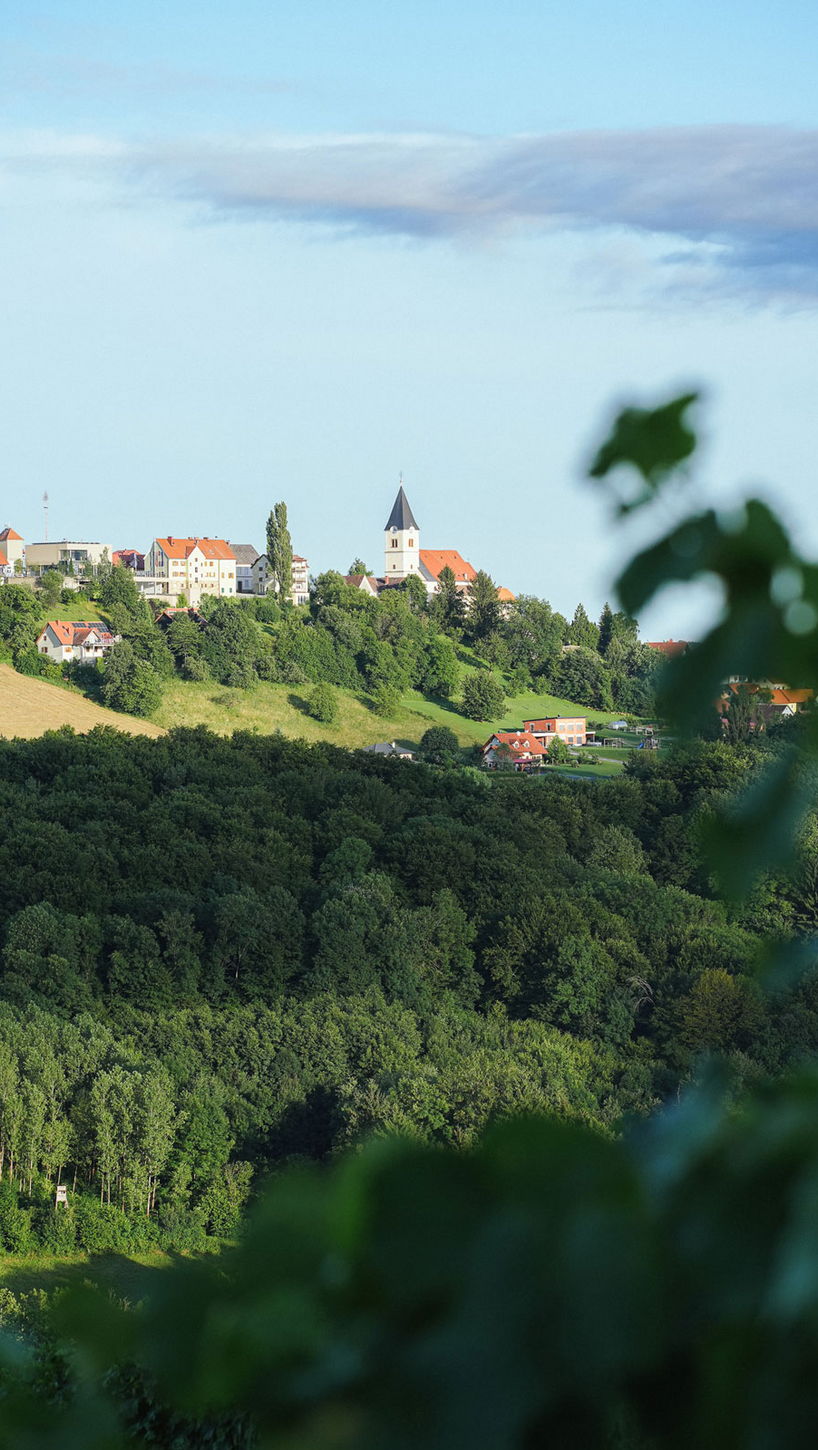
[3,1,818,633]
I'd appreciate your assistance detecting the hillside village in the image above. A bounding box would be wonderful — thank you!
[1,485,512,610]
[2,487,814,758]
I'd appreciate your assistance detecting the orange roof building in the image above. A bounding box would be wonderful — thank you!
[419,549,477,587]
[0,527,24,570]
[146,536,237,606]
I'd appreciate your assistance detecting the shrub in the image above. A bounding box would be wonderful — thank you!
[461,671,505,721]
[419,725,461,765]
[308,683,338,723]
[371,683,400,717]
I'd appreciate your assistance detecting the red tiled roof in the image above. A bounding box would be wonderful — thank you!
[0,527,23,541]
[40,620,114,647]
[647,640,689,656]
[485,731,547,756]
[155,537,235,561]
[420,549,477,583]
[726,683,813,705]
[496,586,515,602]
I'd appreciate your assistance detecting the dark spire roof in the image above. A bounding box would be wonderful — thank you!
[385,485,418,532]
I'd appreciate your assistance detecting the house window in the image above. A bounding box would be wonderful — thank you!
[391,539,399,548]
[408,539,414,547]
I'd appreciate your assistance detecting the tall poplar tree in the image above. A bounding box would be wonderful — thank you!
[266,502,293,602]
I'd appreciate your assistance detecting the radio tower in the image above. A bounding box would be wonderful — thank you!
[43,491,49,542]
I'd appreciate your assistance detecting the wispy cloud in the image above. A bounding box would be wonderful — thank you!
[5,125,818,302]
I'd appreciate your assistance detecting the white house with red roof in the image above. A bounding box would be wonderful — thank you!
[482,730,548,770]
[36,620,118,664]
[145,537,237,606]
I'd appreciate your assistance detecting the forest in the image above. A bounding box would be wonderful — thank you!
[0,716,812,1258]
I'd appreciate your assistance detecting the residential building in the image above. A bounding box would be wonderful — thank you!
[230,544,260,595]
[361,741,415,759]
[482,730,547,770]
[112,549,145,571]
[25,540,112,576]
[144,537,237,606]
[523,716,587,746]
[720,683,813,717]
[0,527,24,576]
[251,553,310,605]
[36,620,117,664]
[647,639,691,657]
[344,574,380,597]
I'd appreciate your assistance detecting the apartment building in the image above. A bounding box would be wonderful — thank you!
[145,537,237,606]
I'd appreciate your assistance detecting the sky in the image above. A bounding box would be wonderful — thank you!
[3,1,818,634]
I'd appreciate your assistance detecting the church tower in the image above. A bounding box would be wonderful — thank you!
[384,483,420,580]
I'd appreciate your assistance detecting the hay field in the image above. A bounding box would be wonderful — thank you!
[0,664,164,740]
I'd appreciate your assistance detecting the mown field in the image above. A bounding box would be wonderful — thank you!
[0,664,165,740]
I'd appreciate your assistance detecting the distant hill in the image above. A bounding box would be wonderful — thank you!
[0,663,164,740]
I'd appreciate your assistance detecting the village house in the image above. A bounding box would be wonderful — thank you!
[344,574,380,597]
[251,553,310,605]
[482,714,588,770]
[361,741,416,760]
[482,730,548,771]
[720,682,814,718]
[229,544,260,595]
[144,537,237,606]
[112,549,145,572]
[36,620,118,665]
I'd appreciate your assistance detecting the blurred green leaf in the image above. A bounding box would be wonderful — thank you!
[588,392,700,513]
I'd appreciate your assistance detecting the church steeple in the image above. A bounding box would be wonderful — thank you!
[384,480,420,580]
[384,484,419,533]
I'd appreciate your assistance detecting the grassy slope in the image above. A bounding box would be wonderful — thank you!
[153,678,628,754]
[0,1249,173,1301]
[0,664,164,740]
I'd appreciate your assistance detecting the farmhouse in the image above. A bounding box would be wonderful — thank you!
[482,731,547,771]
[36,621,118,665]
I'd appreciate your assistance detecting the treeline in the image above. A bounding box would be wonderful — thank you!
[0,725,817,1249]
[0,562,660,720]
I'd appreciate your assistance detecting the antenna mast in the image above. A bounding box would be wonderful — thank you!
[43,491,49,542]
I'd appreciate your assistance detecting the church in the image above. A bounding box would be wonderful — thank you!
[378,484,513,601]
